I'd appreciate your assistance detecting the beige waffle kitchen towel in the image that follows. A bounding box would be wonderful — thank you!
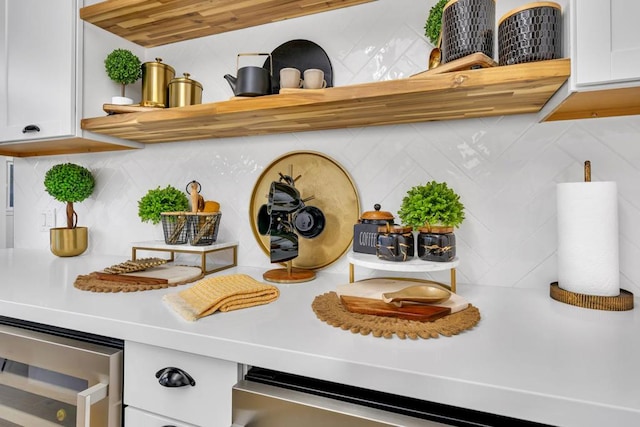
[163,274,279,321]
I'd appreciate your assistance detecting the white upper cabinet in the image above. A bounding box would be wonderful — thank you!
[0,0,142,157]
[540,0,640,121]
[0,0,75,143]
[573,0,640,87]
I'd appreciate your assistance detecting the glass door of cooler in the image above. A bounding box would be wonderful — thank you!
[0,323,123,427]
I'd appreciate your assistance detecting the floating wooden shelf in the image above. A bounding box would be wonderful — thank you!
[0,137,141,158]
[543,86,640,121]
[80,0,376,47]
[81,59,571,144]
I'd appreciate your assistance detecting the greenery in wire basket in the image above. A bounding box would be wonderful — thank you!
[104,48,142,97]
[425,0,448,45]
[44,163,95,229]
[397,180,465,228]
[138,185,189,225]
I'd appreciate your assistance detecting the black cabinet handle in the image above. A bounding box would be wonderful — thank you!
[155,367,196,387]
[22,124,40,133]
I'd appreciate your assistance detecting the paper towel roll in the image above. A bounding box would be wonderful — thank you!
[557,182,619,296]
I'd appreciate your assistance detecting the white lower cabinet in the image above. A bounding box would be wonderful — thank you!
[124,341,239,427]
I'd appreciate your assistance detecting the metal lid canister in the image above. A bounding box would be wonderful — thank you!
[141,58,175,107]
[169,73,203,108]
[359,204,395,225]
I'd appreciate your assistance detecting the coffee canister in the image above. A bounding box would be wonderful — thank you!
[353,204,395,255]
[441,0,495,63]
[376,224,414,262]
[169,73,203,108]
[141,58,175,107]
[417,226,456,262]
[498,2,562,66]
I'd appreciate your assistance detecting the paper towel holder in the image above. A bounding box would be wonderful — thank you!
[550,160,634,311]
[550,282,634,311]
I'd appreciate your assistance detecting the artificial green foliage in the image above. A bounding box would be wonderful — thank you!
[44,163,95,203]
[138,185,189,225]
[44,163,95,229]
[397,181,465,228]
[104,49,142,96]
[425,0,448,45]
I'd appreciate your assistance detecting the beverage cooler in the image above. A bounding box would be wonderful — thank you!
[0,317,123,426]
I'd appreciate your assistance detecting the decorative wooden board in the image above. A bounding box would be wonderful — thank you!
[80,0,376,47]
[75,265,204,293]
[81,59,570,144]
[410,52,498,78]
[340,295,451,321]
[103,104,161,115]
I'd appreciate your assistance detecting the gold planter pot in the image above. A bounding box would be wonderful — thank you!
[50,227,88,257]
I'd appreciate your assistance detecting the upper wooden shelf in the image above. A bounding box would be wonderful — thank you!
[81,59,571,144]
[80,0,376,47]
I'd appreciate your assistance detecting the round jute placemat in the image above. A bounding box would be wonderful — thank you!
[311,292,481,340]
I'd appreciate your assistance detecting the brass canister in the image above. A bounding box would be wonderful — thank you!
[168,73,203,108]
[141,58,175,107]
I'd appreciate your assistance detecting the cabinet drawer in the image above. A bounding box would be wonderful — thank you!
[125,406,198,426]
[124,341,238,427]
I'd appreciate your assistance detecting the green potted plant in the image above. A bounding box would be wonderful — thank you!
[398,180,464,262]
[397,180,465,229]
[44,163,95,257]
[104,48,142,105]
[138,185,190,244]
[425,0,448,46]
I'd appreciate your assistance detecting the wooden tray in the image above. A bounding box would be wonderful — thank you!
[410,52,497,79]
[103,103,162,115]
[340,295,451,321]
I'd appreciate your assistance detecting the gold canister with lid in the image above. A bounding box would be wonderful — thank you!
[141,58,175,107]
[169,73,203,108]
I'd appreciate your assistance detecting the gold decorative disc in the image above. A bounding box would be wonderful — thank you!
[250,151,360,270]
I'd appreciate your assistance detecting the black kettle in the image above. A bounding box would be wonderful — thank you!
[224,53,272,97]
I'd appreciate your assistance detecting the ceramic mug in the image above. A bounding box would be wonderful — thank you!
[303,69,327,89]
[267,182,303,214]
[279,67,303,89]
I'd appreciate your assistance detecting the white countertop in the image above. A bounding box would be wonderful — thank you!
[1,248,638,426]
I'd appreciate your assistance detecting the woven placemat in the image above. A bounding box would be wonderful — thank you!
[74,266,204,293]
[312,292,480,340]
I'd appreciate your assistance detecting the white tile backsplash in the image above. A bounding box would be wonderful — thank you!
[11,0,640,296]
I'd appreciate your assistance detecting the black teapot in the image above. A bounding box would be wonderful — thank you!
[224,53,272,97]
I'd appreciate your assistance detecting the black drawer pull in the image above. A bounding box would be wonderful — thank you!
[22,124,41,133]
[155,367,196,387]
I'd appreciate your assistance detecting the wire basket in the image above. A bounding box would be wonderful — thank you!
[187,212,222,246]
[161,212,189,245]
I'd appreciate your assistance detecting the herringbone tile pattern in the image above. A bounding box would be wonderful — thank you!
[12,0,640,294]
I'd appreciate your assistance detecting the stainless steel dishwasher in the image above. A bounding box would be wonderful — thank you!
[0,317,123,427]
[232,367,553,427]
